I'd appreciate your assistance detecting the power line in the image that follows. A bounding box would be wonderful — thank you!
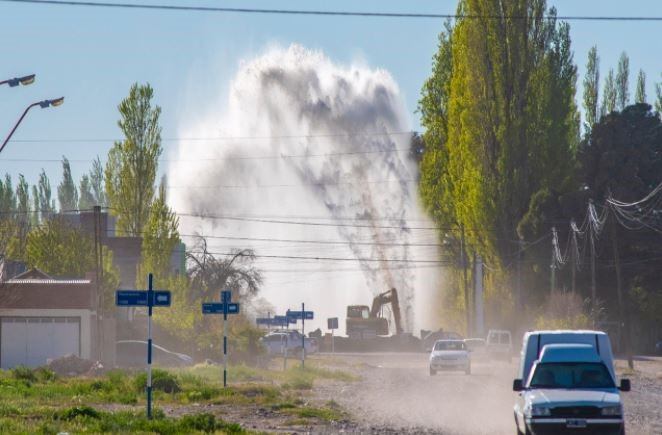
[182,249,450,264]
[4,0,662,21]
[166,178,415,190]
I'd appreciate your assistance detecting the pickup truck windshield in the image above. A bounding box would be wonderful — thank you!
[529,362,615,389]
[434,341,466,351]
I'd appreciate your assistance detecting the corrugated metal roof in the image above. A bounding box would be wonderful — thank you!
[3,279,91,284]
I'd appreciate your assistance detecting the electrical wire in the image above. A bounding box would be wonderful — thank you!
[4,0,662,21]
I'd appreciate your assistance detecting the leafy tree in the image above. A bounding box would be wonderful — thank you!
[601,69,617,115]
[0,175,16,213]
[615,52,630,110]
[635,70,646,104]
[35,169,54,221]
[24,217,119,295]
[582,46,600,132]
[105,83,162,236]
[90,156,107,207]
[57,157,78,210]
[138,177,180,286]
[419,0,578,265]
[655,76,662,113]
[78,175,95,210]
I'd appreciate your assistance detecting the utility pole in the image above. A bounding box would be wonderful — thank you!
[610,218,633,369]
[93,205,104,361]
[571,225,577,294]
[461,225,470,337]
[516,238,524,310]
[590,224,597,311]
[551,227,557,294]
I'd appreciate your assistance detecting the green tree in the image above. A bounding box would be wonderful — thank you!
[90,156,107,207]
[78,175,95,210]
[616,52,630,110]
[24,217,119,295]
[57,157,78,210]
[35,169,54,221]
[419,0,578,263]
[655,75,662,113]
[635,70,646,104]
[138,177,180,286]
[0,174,16,212]
[601,69,617,115]
[582,46,600,132]
[105,83,162,236]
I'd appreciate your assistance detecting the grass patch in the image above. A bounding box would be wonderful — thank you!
[285,406,345,421]
[134,369,181,393]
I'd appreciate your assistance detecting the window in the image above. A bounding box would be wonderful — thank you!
[434,341,466,351]
[529,363,615,389]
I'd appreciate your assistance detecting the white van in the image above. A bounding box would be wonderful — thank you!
[513,343,630,435]
[517,330,615,384]
[486,329,512,360]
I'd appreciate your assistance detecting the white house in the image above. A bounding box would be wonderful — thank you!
[0,269,96,369]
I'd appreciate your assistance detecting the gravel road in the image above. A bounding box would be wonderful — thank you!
[316,352,662,435]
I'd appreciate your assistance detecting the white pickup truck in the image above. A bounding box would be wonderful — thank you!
[513,331,630,435]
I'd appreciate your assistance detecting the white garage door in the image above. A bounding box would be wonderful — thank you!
[1,317,80,369]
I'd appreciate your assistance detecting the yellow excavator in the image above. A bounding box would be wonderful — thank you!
[346,288,403,339]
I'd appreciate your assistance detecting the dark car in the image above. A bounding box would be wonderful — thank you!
[656,341,662,356]
[116,340,194,368]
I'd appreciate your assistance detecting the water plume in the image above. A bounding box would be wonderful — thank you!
[170,44,441,332]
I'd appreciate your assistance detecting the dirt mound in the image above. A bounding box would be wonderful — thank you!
[46,354,104,376]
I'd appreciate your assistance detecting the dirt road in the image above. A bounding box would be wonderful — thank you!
[315,353,662,435]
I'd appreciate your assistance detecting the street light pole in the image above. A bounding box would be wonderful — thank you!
[0,97,64,154]
[0,74,36,87]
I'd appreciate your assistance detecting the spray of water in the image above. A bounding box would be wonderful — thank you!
[169,44,441,333]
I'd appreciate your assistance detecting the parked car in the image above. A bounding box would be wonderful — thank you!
[429,339,471,375]
[259,330,317,355]
[656,340,662,355]
[486,329,512,361]
[513,343,630,435]
[464,338,487,359]
[116,340,193,368]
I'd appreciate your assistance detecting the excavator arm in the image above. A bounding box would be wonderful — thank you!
[370,288,404,334]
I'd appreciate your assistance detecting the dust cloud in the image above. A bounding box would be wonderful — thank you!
[169,44,442,333]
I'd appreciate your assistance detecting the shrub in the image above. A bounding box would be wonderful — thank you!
[55,405,100,421]
[11,366,37,383]
[133,369,181,393]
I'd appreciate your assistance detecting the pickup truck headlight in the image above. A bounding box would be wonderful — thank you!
[526,405,551,417]
[601,405,622,416]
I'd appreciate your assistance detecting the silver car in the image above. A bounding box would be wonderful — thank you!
[429,339,471,375]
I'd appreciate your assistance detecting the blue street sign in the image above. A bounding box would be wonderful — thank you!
[221,290,232,303]
[257,317,288,326]
[286,309,314,320]
[274,315,297,325]
[116,290,171,307]
[202,302,240,315]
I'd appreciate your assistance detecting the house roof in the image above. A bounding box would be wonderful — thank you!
[0,268,95,310]
[10,268,53,280]
[3,268,91,285]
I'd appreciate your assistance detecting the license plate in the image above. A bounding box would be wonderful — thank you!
[566,419,587,428]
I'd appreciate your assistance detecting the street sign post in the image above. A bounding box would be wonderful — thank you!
[115,273,171,419]
[201,290,240,387]
[287,305,314,368]
[327,317,339,353]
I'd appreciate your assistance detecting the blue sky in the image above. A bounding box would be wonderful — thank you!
[1,0,662,188]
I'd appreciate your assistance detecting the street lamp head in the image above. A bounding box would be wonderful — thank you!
[39,97,64,108]
[5,74,36,87]
[18,74,36,86]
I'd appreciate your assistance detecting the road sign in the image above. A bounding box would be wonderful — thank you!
[202,302,239,314]
[114,274,171,420]
[287,309,314,320]
[327,317,339,330]
[257,317,288,327]
[116,290,171,307]
[201,290,240,388]
[275,315,297,325]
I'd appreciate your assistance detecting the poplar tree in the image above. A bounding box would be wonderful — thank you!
[418,0,579,263]
[616,52,630,110]
[57,157,78,210]
[583,46,600,131]
[90,156,106,207]
[105,83,162,236]
[78,175,95,210]
[635,70,646,104]
[601,69,617,115]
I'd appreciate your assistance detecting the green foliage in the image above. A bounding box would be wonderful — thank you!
[90,156,107,207]
[134,369,181,393]
[57,157,78,210]
[138,178,180,286]
[635,69,647,104]
[615,52,630,110]
[78,174,95,210]
[12,366,37,383]
[105,82,162,236]
[54,405,100,421]
[582,46,600,132]
[601,69,617,115]
[418,0,579,269]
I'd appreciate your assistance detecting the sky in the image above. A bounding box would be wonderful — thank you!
[1,0,662,187]
[1,0,662,330]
